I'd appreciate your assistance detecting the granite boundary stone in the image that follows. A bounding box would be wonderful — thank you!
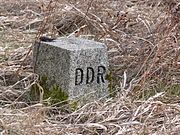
[33,37,109,102]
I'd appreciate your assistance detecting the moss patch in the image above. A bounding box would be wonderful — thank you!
[30,75,69,106]
[105,70,116,98]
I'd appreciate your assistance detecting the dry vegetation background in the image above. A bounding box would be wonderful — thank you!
[0,0,179,134]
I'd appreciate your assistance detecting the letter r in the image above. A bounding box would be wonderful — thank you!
[97,66,106,84]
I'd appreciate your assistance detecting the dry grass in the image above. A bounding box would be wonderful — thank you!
[0,0,179,134]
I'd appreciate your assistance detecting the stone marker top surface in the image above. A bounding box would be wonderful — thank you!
[41,37,105,51]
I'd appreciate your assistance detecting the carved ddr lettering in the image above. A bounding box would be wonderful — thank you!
[75,66,106,85]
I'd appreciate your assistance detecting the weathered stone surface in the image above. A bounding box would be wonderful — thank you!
[33,37,109,102]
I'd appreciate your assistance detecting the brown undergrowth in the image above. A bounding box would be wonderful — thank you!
[0,0,179,134]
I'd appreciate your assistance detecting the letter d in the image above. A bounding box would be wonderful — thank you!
[75,68,83,85]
